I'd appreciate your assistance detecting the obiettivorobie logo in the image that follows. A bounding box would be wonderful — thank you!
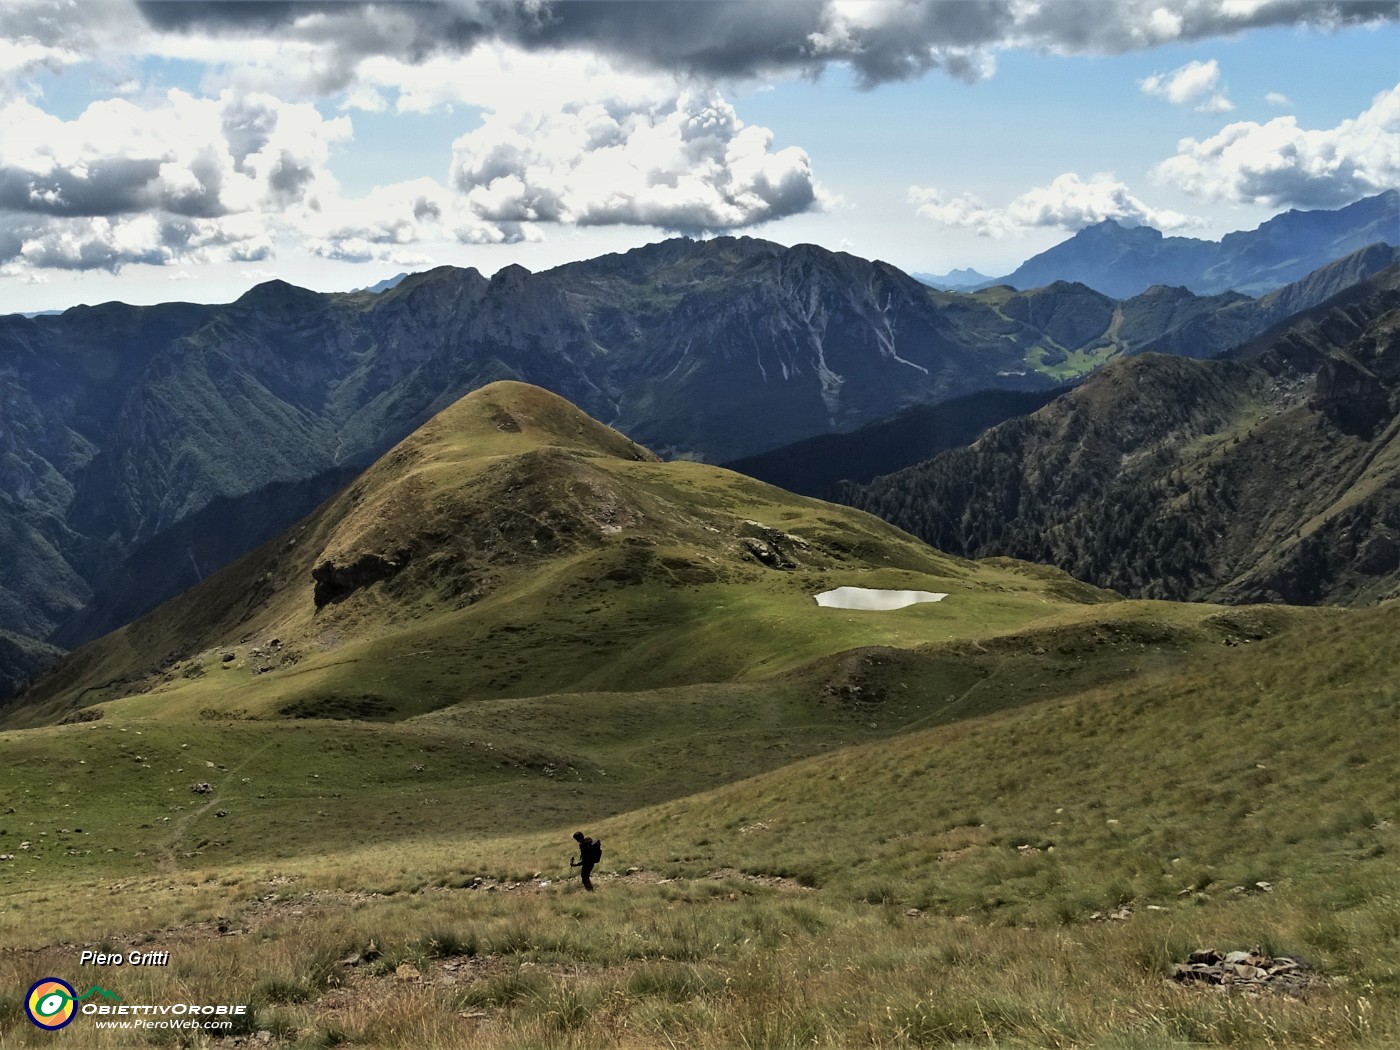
[23,977,247,1033]
[25,979,120,1030]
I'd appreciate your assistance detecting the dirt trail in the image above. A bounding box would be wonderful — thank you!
[158,737,279,872]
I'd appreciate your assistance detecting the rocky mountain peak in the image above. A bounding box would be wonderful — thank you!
[233,278,324,312]
[490,263,533,288]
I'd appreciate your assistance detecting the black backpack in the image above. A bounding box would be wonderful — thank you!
[586,838,603,864]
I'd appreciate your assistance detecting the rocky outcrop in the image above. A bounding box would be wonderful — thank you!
[737,520,806,570]
[1172,948,1315,996]
[312,553,409,608]
[1357,530,1399,575]
[1309,355,1391,433]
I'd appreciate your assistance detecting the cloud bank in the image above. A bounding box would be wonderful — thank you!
[1,2,1395,273]
[127,1,1399,91]
[910,173,1200,237]
[0,89,346,270]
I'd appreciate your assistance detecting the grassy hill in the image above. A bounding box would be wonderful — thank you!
[0,383,1394,1048]
[7,381,1120,730]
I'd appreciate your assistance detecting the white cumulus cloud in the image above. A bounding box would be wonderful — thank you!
[451,90,823,235]
[1,212,274,273]
[348,46,672,119]
[1153,84,1400,207]
[910,173,1200,236]
[297,177,451,262]
[0,0,93,84]
[1139,59,1233,112]
[909,187,1012,237]
[0,88,349,270]
[294,176,535,263]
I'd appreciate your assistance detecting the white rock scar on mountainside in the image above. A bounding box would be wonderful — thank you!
[814,587,949,611]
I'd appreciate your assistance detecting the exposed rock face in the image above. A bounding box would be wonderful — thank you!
[1357,531,1399,575]
[737,519,806,569]
[312,554,408,608]
[1310,355,1390,433]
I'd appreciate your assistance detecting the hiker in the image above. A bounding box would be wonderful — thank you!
[570,831,602,891]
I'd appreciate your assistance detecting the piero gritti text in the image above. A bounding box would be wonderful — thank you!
[79,950,170,966]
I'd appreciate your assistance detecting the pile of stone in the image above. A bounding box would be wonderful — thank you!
[1172,948,1314,995]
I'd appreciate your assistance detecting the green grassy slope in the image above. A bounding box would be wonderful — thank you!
[620,602,1396,920]
[6,381,1115,729]
[0,600,1392,1049]
[2,382,1394,1049]
[0,600,1263,884]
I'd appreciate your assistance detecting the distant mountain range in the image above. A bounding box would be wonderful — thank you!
[728,244,1400,497]
[842,263,1400,606]
[0,236,1061,695]
[986,190,1398,298]
[2,210,1397,696]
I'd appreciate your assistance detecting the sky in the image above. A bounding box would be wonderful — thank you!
[1,0,1397,312]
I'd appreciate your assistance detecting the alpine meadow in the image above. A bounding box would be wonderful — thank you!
[1,3,1398,1050]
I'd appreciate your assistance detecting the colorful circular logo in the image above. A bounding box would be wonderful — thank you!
[26,978,77,1030]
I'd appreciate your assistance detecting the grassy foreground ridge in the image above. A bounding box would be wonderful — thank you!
[0,383,1395,1048]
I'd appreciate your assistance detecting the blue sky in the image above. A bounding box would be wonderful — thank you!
[1,2,1396,311]
[737,24,1399,270]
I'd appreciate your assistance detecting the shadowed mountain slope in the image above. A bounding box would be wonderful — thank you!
[1135,243,1400,360]
[728,246,1400,500]
[842,265,1400,605]
[723,387,1064,499]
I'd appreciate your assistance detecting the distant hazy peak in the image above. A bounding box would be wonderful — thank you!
[355,272,410,294]
[990,190,1399,298]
